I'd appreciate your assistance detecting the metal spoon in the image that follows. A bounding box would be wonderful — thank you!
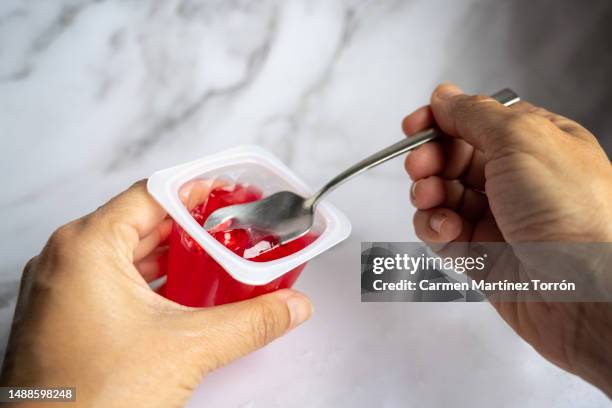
[204,88,520,244]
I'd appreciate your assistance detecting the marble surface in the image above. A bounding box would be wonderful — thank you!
[1,1,611,407]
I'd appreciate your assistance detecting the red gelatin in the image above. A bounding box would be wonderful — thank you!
[163,184,317,307]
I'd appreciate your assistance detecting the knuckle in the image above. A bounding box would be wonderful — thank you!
[502,115,527,138]
[87,210,122,237]
[48,223,77,248]
[45,221,86,261]
[530,106,552,118]
[504,114,525,133]
[130,179,147,192]
[248,301,283,347]
[21,255,39,281]
[506,112,546,132]
[23,256,38,274]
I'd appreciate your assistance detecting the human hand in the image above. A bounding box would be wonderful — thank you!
[404,84,612,244]
[0,180,313,407]
[402,83,612,396]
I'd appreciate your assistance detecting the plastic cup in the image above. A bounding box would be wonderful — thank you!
[147,145,351,307]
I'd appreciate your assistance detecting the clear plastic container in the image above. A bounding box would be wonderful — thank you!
[147,145,351,307]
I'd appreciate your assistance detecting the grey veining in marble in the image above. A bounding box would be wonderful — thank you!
[1,1,611,407]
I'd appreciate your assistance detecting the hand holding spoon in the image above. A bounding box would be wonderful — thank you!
[204,89,520,244]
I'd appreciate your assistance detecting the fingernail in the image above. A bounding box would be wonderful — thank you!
[435,83,462,100]
[287,295,312,329]
[410,180,419,203]
[429,213,446,233]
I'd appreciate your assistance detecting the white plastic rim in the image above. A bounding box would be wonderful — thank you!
[147,145,352,286]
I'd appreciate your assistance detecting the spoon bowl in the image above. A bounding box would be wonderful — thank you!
[203,191,314,244]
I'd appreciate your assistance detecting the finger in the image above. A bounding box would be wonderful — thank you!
[511,100,593,141]
[413,208,465,243]
[90,179,168,256]
[179,178,224,210]
[402,99,487,191]
[135,247,168,282]
[188,289,312,372]
[402,105,434,136]
[411,177,488,222]
[91,179,215,258]
[458,147,487,190]
[411,177,466,210]
[404,131,487,192]
[430,83,538,157]
[410,176,447,209]
[403,105,445,180]
[404,142,445,180]
[437,138,475,180]
[134,218,172,262]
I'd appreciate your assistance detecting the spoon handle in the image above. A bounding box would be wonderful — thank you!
[305,88,520,208]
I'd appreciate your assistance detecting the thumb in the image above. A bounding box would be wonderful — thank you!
[429,83,529,158]
[188,289,312,372]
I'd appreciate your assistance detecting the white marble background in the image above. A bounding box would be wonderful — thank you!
[1,1,611,407]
